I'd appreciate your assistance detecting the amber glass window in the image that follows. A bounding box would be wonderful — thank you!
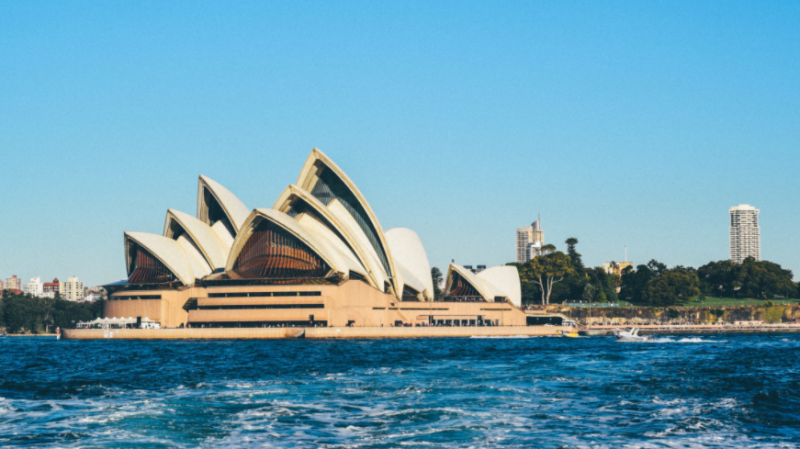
[447,271,484,299]
[127,243,178,284]
[233,219,332,283]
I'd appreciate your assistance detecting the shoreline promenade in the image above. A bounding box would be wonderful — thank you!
[62,325,572,340]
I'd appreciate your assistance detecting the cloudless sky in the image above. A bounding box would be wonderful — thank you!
[1,1,798,287]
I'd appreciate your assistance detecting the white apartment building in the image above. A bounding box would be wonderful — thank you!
[516,215,544,264]
[23,277,44,297]
[59,276,85,301]
[730,204,761,264]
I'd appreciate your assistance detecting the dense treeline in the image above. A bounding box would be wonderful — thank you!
[510,239,799,306]
[0,290,103,334]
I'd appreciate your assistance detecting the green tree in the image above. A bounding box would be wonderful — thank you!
[620,259,667,304]
[430,267,443,300]
[698,258,797,299]
[582,283,596,302]
[565,237,584,269]
[643,268,701,306]
[521,251,575,305]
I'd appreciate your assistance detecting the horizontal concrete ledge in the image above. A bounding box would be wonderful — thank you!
[62,326,570,340]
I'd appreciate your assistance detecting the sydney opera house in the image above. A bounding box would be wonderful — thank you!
[104,149,529,329]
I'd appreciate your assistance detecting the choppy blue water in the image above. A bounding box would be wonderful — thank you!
[1,334,799,448]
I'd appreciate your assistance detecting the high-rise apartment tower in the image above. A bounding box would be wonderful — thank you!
[516,215,545,264]
[729,204,760,263]
[60,276,85,301]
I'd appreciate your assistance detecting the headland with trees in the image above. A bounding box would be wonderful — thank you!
[506,238,799,307]
[0,291,103,334]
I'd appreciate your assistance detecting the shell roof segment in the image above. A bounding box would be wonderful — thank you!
[385,228,434,301]
[295,148,401,297]
[163,209,229,271]
[124,232,196,286]
[197,175,250,234]
[225,208,366,280]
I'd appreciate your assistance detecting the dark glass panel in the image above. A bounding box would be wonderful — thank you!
[311,167,391,276]
[127,243,179,285]
[203,188,236,237]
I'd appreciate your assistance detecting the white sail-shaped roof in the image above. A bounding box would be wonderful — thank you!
[225,208,366,280]
[385,228,433,300]
[295,148,401,297]
[124,232,196,286]
[197,175,250,235]
[163,209,229,271]
[445,264,522,307]
[478,266,522,307]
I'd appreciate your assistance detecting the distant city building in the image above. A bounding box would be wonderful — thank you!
[59,276,85,301]
[84,290,104,302]
[516,215,545,264]
[602,261,633,276]
[5,275,21,291]
[462,265,486,274]
[526,241,543,261]
[43,278,60,295]
[730,204,760,264]
[23,277,44,297]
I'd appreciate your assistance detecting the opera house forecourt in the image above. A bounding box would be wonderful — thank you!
[64,149,567,339]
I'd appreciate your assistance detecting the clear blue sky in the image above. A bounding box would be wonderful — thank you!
[1,1,798,287]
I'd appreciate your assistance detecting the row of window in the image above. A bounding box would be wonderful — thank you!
[208,291,322,298]
[112,295,162,300]
[198,304,325,310]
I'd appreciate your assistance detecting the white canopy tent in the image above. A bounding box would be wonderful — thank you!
[77,317,159,329]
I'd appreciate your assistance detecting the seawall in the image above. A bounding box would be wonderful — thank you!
[62,325,569,340]
[582,324,800,336]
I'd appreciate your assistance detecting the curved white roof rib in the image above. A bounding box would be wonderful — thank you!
[385,228,434,301]
[273,184,385,289]
[295,148,401,297]
[478,266,522,307]
[225,208,364,280]
[197,175,250,236]
[163,209,229,271]
[176,235,213,280]
[124,232,196,286]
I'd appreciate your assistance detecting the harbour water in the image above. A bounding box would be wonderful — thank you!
[1,334,799,448]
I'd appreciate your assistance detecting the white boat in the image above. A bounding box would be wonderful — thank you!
[614,327,651,342]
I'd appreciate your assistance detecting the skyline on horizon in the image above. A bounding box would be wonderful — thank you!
[1,1,798,287]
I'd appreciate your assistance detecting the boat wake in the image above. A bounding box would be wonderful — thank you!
[649,337,726,343]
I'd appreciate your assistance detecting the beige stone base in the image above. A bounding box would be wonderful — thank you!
[63,325,570,340]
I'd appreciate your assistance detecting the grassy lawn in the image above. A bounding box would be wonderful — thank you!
[685,297,800,307]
